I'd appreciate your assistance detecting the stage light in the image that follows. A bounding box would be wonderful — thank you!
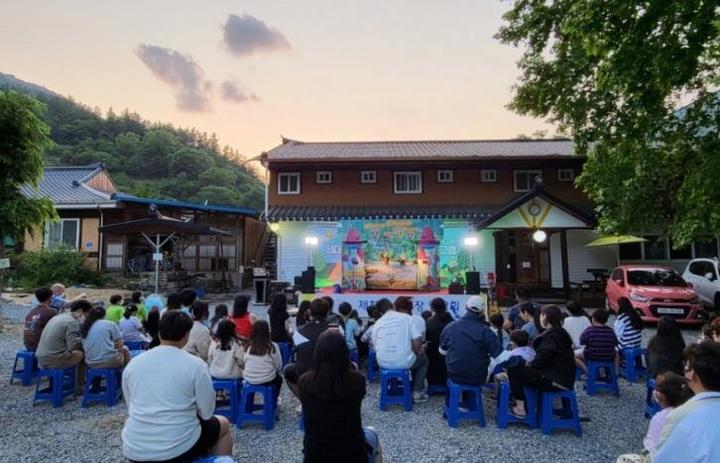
[269,222,280,232]
[532,229,547,243]
[463,236,479,247]
[304,236,319,246]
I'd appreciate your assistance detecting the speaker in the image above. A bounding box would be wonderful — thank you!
[295,267,316,293]
[448,282,465,294]
[465,271,481,295]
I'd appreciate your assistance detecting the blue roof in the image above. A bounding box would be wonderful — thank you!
[112,193,258,217]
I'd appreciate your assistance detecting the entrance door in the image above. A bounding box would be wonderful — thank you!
[496,230,551,287]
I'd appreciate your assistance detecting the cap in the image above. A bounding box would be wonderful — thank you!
[465,294,487,315]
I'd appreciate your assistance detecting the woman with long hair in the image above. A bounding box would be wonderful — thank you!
[426,297,453,387]
[231,295,257,341]
[143,309,161,348]
[208,319,245,379]
[520,304,545,342]
[647,316,686,377]
[614,298,644,350]
[268,293,291,343]
[243,320,283,408]
[296,300,311,328]
[184,301,211,361]
[209,304,229,338]
[299,330,383,463]
[119,304,151,344]
[562,300,591,351]
[82,305,130,368]
[160,292,182,318]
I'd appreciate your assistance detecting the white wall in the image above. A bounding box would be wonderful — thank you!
[566,230,618,282]
[550,232,564,288]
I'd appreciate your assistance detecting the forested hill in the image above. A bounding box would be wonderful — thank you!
[0,72,264,211]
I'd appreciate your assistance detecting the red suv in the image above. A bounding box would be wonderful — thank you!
[605,265,704,325]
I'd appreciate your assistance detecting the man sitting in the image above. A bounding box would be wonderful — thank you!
[439,295,502,387]
[121,311,233,462]
[23,287,58,352]
[372,296,429,403]
[49,283,86,312]
[36,300,90,370]
[577,308,618,374]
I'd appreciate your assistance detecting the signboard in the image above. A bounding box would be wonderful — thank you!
[0,258,9,269]
[152,252,163,261]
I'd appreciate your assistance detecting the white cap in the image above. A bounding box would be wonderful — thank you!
[465,294,487,316]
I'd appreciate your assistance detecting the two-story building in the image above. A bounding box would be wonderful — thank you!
[262,137,619,296]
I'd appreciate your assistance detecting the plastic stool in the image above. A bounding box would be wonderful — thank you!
[495,381,537,429]
[11,350,38,386]
[277,342,292,368]
[366,350,379,382]
[212,378,242,423]
[427,383,448,396]
[619,348,646,382]
[82,367,123,407]
[379,369,413,411]
[445,379,486,428]
[645,378,661,418]
[537,389,582,436]
[124,340,147,351]
[585,361,620,396]
[33,367,76,408]
[237,382,277,430]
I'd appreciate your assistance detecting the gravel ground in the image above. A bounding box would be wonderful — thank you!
[0,306,702,463]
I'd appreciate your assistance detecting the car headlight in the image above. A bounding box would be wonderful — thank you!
[629,291,649,303]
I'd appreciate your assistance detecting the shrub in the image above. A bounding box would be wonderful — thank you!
[7,247,105,289]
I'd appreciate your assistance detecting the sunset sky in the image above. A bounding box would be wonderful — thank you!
[1,0,555,160]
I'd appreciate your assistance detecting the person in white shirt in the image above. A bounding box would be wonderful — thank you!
[208,319,245,379]
[243,320,283,410]
[185,301,212,361]
[371,296,428,403]
[562,301,591,353]
[121,311,233,462]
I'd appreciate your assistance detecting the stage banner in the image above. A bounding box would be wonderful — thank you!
[300,292,474,319]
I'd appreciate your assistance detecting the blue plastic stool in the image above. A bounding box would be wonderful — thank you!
[379,369,413,411]
[585,361,620,396]
[33,367,76,408]
[445,379,486,428]
[212,378,242,423]
[495,382,537,429]
[619,348,646,382]
[277,342,292,368]
[237,382,277,430]
[82,367,123,407]
[366,350,379,382]
[124,340,147,351]
[645,378,661,418]
[537,389,582,436]
[11,350,39,386]
[427,383,448,396]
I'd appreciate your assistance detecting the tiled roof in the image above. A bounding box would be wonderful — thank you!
[265,138,576,162]
[112,193,257,217]
[266,204,500,221]
[20,163,114,205]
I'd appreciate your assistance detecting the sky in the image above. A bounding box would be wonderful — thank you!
[1,0,555,161]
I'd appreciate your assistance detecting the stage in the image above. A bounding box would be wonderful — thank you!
[301,289,473,318]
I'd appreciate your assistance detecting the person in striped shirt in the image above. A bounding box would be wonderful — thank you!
[576,308,618,374]
[613,298,644,350]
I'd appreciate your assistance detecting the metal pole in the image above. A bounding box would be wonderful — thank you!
[155,233,160,294]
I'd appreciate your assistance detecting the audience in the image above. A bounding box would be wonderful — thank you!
[520,304,544,343]
[130,291,146,320]
[143,309,161,349]
[489,313,511,350]
[209,304,229,338]
[504,287,537,331]
[119,304,151,344]
[339,302,360,359]
[576,308,619,373]
[425,297,454,388]
[298,330,382,463]
[488,330,536,384]
[105,295,125,324]
[643,372,693,455]
[614,298,644,350]
[296,300,311,328]
[439,295,502,387]
[562,301,591,352]
[372,296,429,403]
[647,316,686,377]
[121,311,233,462]
[184,301,211,361]
[81,306,130,369]
[653,342,720,462]
[180,289,197,314]
[243,320,283,410]
[323,296,345,329]
[230,295,256,341]
[268,293,292,343]
[507,305,576,419]
[208,319,245,380]
[35,300,91,378]
[162,292,183,317]
[49,283,86,311]
[23,287,57,352]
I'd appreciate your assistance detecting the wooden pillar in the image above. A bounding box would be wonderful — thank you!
[560,229,570,297]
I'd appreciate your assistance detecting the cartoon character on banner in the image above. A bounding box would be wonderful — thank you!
[341,228,366,291]
[417,226,440,291]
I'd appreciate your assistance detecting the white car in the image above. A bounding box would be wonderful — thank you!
[683,258,720,309]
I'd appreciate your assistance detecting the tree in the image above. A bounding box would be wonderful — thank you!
[497,2,720,246]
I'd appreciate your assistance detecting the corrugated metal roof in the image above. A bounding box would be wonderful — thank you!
[266,204,499,221]
[113,193,257,217]
[265,138,576,162]
[20,163,114,205]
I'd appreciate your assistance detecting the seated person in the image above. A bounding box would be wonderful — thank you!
[130,291,146,320]
[372,296,429,403]
[339,302,361,358]
[105,295,125,324]
[143,310,161,349]
[82,306,130,369]
[503,287,538,331]
[644,372,693,455]
[122,311,233,462]
[299,330,383,463]
[208,319,245,379]
[184,301,211,361]
[269,293,292,344]
[489,330,536,379]
[520,304,544,343]
[646,316,686,377]
[119,304,151,345]
[180,289,197,315]
[209,304,229,339]
[576,308,618,374]
[36,299,91,369]
[23,287,58,352]
[243,320,283,410]
[489,313,511,350]
[562,301,591,351]
[49,283,86,312]
[425,298,454,388]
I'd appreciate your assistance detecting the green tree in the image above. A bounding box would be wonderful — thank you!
[0,91,57,255]
[498,2,720,246]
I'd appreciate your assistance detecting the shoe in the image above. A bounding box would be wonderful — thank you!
[413,391,429,403]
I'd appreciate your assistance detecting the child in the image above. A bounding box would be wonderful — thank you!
[488,330,535,384]
[105,295,124,324]
[119,304,151,344]
[644,372,694,455]
[489,313,511,350]
[208,319,245,379]
[243,320,283,409]
[577,308,618,374]
[131,291,147,320]
[209,304,229,338]
[339,302,360,357]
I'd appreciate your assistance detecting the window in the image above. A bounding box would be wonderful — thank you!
[437,170,454,183]
[558,169,575,182]
[360,170,376,184]
[610,268,624,283]
[513,170,542,192]
[394,171,423,194]
[669,239,692,260]
[694,237,719,258]
[689,261,716,279]
[643,235,668,260]
[45,219,79,249]
[480,169,497,183]
[316,171,332,184]
[105,243,123,269]
[278,172,300,195]
[619,242,642,260]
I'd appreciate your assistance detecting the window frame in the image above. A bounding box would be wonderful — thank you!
[480,169,497,183]
[44,218,80,249]
[315,171,332,184]
[557,168,575,182]
[360,170,377,184]
[393,171,423,194]
[513,170,542,192]
[277,172,301,195]
[437,169,454,183]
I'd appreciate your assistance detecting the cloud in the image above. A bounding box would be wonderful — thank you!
[221,79,259,103]
[135,44,212,111]
[222,14,291,57]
